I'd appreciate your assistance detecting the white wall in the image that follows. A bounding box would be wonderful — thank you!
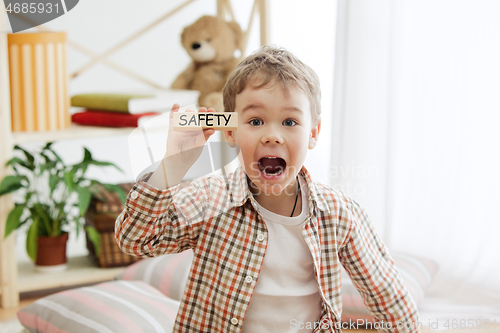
[270,1,336,186]
[331,0,500,318]
[13,0,337,261]
[329,0,393,236]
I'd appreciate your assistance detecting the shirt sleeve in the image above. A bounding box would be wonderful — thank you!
[338,198,420,332]
[115,174,209,258]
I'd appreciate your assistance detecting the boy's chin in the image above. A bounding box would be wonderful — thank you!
[248,176,296,196]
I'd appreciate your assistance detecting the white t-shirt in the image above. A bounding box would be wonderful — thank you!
[241,176,323,332]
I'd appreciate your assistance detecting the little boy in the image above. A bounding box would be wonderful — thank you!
[116,45,419,332]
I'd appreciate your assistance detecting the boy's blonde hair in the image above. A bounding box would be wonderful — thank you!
[223,45,321,123]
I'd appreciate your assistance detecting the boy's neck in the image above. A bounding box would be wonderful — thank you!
[249,178,302,217]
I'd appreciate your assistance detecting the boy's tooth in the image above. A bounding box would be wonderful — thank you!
[262,168,283,176]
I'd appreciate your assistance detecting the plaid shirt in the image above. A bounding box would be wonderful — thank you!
[115,166,419,333]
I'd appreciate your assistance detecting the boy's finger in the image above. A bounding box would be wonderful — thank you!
[171,103,180,112]
[169,104,180,120]
[194,129,214,147]
[203,129,215,141]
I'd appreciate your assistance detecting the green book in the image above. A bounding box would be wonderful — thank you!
[71,90,200,114]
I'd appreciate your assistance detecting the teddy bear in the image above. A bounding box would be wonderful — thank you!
[171,15,243,112]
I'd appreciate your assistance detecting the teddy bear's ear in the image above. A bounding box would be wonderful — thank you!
[227,21,243,51]
[180,26,188,45]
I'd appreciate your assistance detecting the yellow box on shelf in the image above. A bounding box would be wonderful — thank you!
[7,32,70,132]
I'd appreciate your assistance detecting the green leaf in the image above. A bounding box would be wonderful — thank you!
[85,226,101,257]
[76,148,124,179]
[64,171,75,192]
[71,162,88,178]
[33,204,53,236]
[5,157,29,170]
[76,186,92,216]
[39,160,57,175]
[52,218,62,237]
[42,142,54,150]
[19,217,30,227]
[26,218,39,262]
[54,201,66,211]
[4,204,25,238]
[14,145,35,171]
[90,160,123,172]
[0,175,26,196]
[45,144,63,164]
[83,148,92,162]
[73,217,82,237]
[102,183,127,204]
[40,151,51,164]
[25,191,33,204]
[49,174,61,195]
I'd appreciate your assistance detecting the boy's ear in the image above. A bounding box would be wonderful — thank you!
[308,119,321,149]
[224,130,236,148]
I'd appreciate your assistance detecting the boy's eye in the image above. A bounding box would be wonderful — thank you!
[283,119,297,127]
[249,118,263,126]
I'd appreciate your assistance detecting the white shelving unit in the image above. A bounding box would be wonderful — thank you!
[9,125,136,297]
[1,125,136,308]
[0,0,269,308]
[17,256,125,293]
[11,124,135,145]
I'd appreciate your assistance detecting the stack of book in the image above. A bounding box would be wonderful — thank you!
[71,90,200,128]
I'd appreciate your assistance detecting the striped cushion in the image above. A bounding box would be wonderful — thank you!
[341,252,438,321]
[17,281,180,333]
[116,250,193,301]
[114,250,436,323]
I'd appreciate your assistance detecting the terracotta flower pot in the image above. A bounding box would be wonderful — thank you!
[35,232,69,273]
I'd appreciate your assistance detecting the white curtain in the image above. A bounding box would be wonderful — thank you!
[332,0,500,320]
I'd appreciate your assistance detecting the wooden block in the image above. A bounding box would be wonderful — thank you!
[172,112,238,131]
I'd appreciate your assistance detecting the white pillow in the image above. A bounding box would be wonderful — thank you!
[18,281,180,333]
[116,250,193,301]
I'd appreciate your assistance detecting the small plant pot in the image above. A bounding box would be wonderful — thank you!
[35,233,69,273]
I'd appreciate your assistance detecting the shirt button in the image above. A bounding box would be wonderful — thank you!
[245,276,253,283]
[231,317,239,325]
[257,234,265,242]
[130,191,139,200]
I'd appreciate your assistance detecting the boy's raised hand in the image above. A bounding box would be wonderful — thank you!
[148,104,215,189]
[165,103,216,164]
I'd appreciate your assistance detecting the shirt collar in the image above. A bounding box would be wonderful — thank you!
[228,165,330,214]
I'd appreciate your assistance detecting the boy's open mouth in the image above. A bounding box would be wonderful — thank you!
[258,157,286,177]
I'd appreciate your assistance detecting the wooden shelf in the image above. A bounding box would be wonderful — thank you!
[17,256,125,293]
[11,124,136,145]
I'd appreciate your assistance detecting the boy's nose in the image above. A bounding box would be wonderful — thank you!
[261,132,284,144]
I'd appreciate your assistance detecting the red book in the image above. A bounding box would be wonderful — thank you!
[71,110,159,127]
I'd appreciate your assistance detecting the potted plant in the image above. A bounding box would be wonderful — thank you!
[0,142,126,272]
